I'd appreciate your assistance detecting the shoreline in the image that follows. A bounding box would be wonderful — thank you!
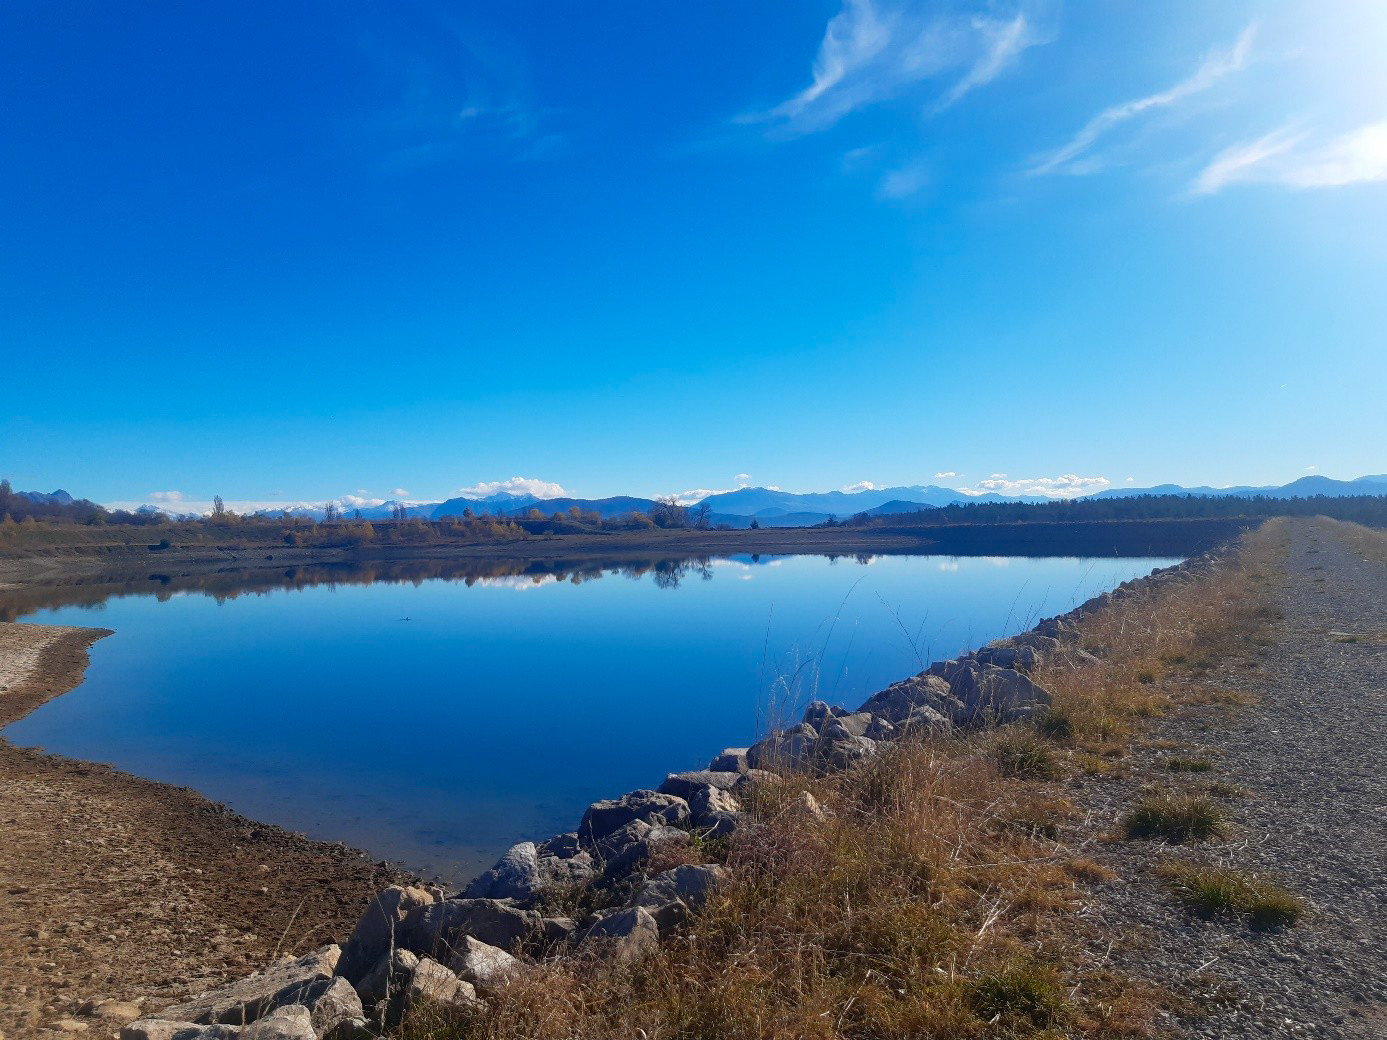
[0,621,416,1039]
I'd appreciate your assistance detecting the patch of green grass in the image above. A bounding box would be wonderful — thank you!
[1036,709,1073,741]
[1122,793,1226,843]
[1157,861,1305,929]
[969,959,1072,1031]
[990,730,1061,780]
[1165,756,1214,773]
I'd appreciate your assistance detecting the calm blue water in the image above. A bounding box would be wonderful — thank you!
[3,553,1174,880]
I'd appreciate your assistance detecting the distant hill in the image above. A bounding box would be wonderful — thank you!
[1093,475,1387,500]
[698,485,1043,518]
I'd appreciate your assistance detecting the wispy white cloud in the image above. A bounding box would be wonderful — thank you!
[754,1,1047,135]
[1033,24,1257,175]
[454,476,568,500]
[148,490,183,503]
[390,487,409,498]
[735,473,752,483]
[935,11,1037,111]
[1192,120,1387,195]
[966,473,1111,498]
[934,471,958,479]
[878,162,930,199]
[842,481,879,492]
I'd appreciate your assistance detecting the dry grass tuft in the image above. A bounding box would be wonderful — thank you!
[1156,861,1306,929]
[1122,793,1226,843]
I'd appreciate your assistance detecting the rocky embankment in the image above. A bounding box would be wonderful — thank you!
[117,551,1227,1040]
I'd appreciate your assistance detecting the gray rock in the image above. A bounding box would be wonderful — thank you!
[537,831,582,858]
[121,1023,229,1040]
[801,700,843,728]
[1010,631,1062,655]
[580,790,690,843]
[462,841,540,901]
[446,935,520,989]
[974,643,1040,672]
[159,945,340,1025]
[694,808,742,838]
[864,715,897,741]
[576,907,659,965]
[858,674,953,725]
[707,748,749,773]
[354,949,418,1009]
[305,978,361,1038]
[688,784,739,824]
[241,1006,315,1040]
[826,712,875,738]
[900,704,952,734]
[462,841,594,903]
[538,916,578,945]
[789,791,826,820]
[382,958,476,1031]
[635,864,724,911]
[320,1019,372,1040]
[602,824,691,878]
[402,897,539,955]
[336,885,435,983]
[657,770,742,800]
[732,768,778,793]
[746,723,819,771]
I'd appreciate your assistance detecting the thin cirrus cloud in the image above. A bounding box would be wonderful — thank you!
[842,481,879,492]
[1032,23,1257,176]
[752,0,1048,136]
[1191,120,1387,195]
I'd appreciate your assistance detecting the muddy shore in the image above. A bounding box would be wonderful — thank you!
[0,623,414,1040]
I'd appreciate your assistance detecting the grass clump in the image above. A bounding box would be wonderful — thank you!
[1165,756,1214,773]
[1122,793,1226,843]
[990,729,1061,780]
[969,959,1072,1031]
[1157,861,1305,928]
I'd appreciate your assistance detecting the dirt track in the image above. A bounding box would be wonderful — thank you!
[0,623,413,1039]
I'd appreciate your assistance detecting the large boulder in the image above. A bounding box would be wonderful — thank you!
[746,723,819,771]
[158,946,340,1025]
[121,1024,236,1040]
[974,643,1040,672]
[858,675,955,725]
[304,978,361,1039]
[462,842,594,903]
[240,1006,315,1040]
[707,748,749,773]
[602,824,691,879]
[688,784,739,825]
[940,661,1051,724]
[354,949,418,1009]
[446,935,520,990]
[576,907,659,965]
[400,897,539,956]
[657,770,742,801]
[580,791,690,843]
[380,958,476,1032]
[336,886,436,983]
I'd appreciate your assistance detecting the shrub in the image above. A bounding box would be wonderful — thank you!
[990,730,1061,780]
[1122,793,1226,843]
[1157,861,1305,928]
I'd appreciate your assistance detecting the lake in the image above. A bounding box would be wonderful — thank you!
[2,551,1176,881]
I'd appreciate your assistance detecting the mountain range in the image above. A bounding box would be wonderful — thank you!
[249,474,1387,528]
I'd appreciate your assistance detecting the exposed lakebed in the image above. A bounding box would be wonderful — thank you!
[2,552,1175,880]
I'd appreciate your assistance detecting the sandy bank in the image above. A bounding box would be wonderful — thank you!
[0,622,414,1039]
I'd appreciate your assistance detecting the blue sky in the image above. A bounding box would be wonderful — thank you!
[4,1,1385,512]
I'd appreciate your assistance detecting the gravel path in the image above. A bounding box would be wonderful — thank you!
[1073,518,1386,1038]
